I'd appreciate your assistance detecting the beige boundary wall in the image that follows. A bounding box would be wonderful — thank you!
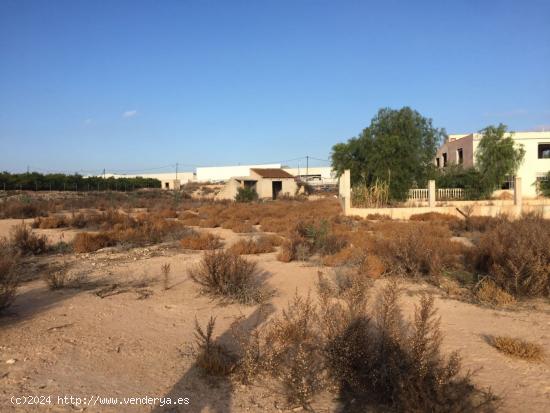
[338,170,550,220]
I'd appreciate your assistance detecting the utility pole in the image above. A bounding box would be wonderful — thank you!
[306,155,309,182]
[103,168,106,180]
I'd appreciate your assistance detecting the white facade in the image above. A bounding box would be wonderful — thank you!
[436,131,550,198]
[195,164,281,182]
[283,166,337,185]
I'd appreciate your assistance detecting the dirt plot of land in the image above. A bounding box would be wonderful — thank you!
[1,203,549,412]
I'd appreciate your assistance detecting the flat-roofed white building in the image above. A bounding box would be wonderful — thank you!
[435,131,550,198]
[195,164,281,182]
[283,166,337,185]
[104,172,195,190]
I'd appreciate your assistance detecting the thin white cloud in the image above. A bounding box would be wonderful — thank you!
[122,110,138,118]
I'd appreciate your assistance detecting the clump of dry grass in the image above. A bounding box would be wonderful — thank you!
[73,232,114,253]
[357,253,386,279]
[161,263,171,290]
[0,245,18,314]
[488,335,544,361]
[222,219,256,233]
[475,278,516,306]
[410,212,462,226]
[229,236,276,255]
[9,223,48,255]
[194,316,236,376]
[470,214,550,297]
[180,232,222,250]
[189,250,270,304]
[32,215,67,229]
[155,208,178,219]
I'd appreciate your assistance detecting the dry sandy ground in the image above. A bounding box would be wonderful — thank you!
[1,220,549,412]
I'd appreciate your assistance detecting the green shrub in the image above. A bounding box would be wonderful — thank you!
[235,187,258,202]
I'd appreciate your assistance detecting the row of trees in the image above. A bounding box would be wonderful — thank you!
[331,107,527,201]
[0,172,161,191]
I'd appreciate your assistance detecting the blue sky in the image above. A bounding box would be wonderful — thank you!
[1,0,549,174]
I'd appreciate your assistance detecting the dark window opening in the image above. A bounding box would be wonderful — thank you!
[442,153,448,167]
[164,182,169,189]
[436,157,440,167]
[538,143,550,159]
[501,175,515,190]
[457,148,464,164]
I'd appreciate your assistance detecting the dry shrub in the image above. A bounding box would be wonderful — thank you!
[199,217,221,228]
[0,197,49,219]
[180,232,222,250]
[260,217,289,234]
[475,279,516,306]
[9,223,48,255]
[488,336,544,361]
[73,232,114,253]
[277,236,311,262]
[161,263,171,290]
[410,212,462,226]
[229,237,275,255]
[471,214,550,297]
[277,220,347,263]
[374,222,463,278]
[0,247,18,313]
[324,282,495,412]
[180,215,202,226]
[322,246,359,267]
[262,294,324,407]
[231,279,493,411]
[357,254,386,279]
[365,213,392,220]
[32,216,67,229]
[155,208,178,218]
[230,221,256,233]
[43,267,86,290]
[189,250,270,304]
[194,317,236,376]
[453,215,502,233]
[111,215,190,245]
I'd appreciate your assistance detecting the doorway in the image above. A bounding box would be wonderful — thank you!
[272,181,282,199]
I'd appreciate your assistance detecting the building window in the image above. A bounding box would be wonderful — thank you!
[436,157,440,167]
[535,173,549,193]
[457,148,464,165]
[442,153,448,167]
[538,143,550,159]
[501,175,515,190]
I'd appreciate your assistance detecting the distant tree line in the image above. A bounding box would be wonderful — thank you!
[0,171,161,191]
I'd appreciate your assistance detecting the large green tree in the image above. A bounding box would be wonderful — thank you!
[331,107,445,200]
[475,124,525,190]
